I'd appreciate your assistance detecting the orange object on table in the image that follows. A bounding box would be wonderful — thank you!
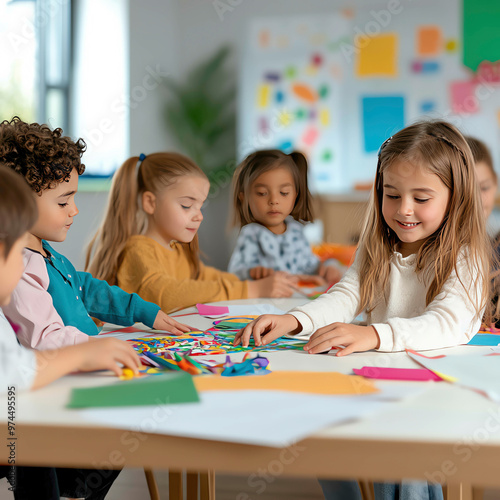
[312,243,357,267]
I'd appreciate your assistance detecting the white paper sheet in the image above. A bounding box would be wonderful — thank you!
[77,387,421,448]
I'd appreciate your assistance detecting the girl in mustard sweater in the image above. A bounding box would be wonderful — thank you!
[86,153,295,312]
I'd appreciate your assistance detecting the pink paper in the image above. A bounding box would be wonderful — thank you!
[450,81,478,114]
[353,366,442,382]
[196,303,229,316]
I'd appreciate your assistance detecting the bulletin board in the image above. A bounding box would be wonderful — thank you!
[238,0,500,193]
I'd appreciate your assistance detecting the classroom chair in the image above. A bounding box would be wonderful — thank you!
[145,469,215,500]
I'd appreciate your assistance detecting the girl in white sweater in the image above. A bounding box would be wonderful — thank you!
[234,121,492,500]
[235,120,491,356]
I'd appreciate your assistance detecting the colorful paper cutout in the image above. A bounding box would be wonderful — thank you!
[257,84,271,108]
[285,66,297,79]
[292,83,318,103]
[356,33,398,78]
[412,61,440,74]
[312,53,323,66]
[275,90,285,103]
[362,96,405,153]
[302,126,320,147]
[264,72,281,82]
[445,39,458,52]
[320,109,330,126]
[277,109,293,126]
[194,371,377,395]
[128,316,307,357]
[68,372,199,409]
[420,100,436,113]
[196,303,228,316]
[278,140,293,152]
[322,149,333,161]
[319,85,329,99]
[450,81,478,114]
[417,26,442,57]
[353,366,442,382]
[463,0,500,71]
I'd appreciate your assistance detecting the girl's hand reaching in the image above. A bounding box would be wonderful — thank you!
[319,263,342,285]
[153,310,192,334]
[246,271,296,298]
[233,313,302,347]
[249,266,274,280]
[304,323,380,356]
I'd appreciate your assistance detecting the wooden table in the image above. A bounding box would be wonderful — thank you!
[2,298,498,500]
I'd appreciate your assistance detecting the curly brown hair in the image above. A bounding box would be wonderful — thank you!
[0,117,86,193]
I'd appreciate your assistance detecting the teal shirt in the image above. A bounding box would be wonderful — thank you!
[40,242,160,336]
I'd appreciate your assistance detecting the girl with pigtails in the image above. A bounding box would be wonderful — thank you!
[228,149,342,285]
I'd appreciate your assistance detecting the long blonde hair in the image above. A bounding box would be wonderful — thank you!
[86,152,207,284]
[357,120,491,321]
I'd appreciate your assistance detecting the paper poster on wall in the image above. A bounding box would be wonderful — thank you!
[362,96,405,153]
[356,33,398,78]
[417,26,442,57]
[240,15,350,193]
[450,81,478,114]
[463,0,500,71]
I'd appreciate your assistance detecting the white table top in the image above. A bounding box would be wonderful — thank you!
[3,297,499,487]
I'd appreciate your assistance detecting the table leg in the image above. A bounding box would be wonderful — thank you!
[447,482,473,500]
[169,470,183,500]
[144,468,160,500]
[200,470,215,500]
[186,471,199,500]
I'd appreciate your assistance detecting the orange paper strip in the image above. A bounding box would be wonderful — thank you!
[195,371,377,395]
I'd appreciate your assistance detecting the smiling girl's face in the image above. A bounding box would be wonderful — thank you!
[382,160,450,257]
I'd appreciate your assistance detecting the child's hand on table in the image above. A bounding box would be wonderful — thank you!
[75,338,142,376]
[318,263,342,285]
[304,323,380,356]
[247,271,296,298]
[249,266,274,279]
[153,310,192,334]
[233,313,302,347]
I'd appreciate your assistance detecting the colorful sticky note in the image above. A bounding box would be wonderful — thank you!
[450,81,478,114]
[362,96,405,153]
[275,90,284,103]
[417,26,442,57]
[413,61,440,74]
[295,109,307,120]
[445,39,458,52]
[257,84,271,108]
[320,108,330,127]
[420,100,436,113]
[194,371,377,395]
[277,109,293,127]
[463,0,500,71]
[259,29,270,48]
[285,66,297,79]
[292,83,318,103]
[312,53,323,66]
[264,72,281,82]
[322,149,333,161]
[278,140,293,153]
[319,85,329,99]
[356,33,398,78]
[67,372,199,408]
[302,127,319,147]
[196,303,229,316]
[353,367,442,382]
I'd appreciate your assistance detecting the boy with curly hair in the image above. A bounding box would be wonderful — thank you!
[0,117,190,349]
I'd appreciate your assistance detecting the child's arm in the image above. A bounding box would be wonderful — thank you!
[228,225,267,280]
[32,338,141,390]
[117,245,248,313]
[3,253,90,349]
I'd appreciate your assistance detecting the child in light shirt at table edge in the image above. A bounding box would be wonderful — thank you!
[0,164,143,499]
[0,117,191,351]
[235,121,495,500]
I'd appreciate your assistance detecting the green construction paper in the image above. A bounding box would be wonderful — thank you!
[67,372,199,409]
[463,0,500,71]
